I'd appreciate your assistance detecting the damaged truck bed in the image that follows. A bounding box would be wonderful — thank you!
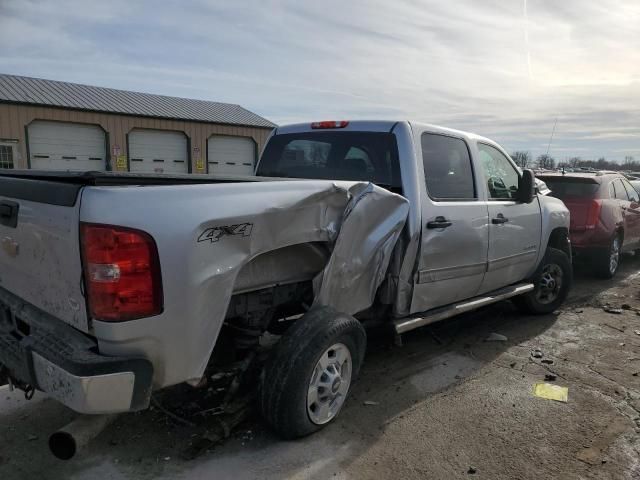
[0,120,572,445]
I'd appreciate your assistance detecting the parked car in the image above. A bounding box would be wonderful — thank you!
[0,121,572,445]
[537,172,640,278]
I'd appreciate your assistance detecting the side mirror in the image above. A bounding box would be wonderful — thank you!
[517,169,535,203]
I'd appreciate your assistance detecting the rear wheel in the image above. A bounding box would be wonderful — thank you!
[514,247,572,314]
[259,306,366,439]
[595,234,621,279]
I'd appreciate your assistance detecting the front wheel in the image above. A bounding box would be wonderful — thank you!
[514,247,572,314]
[259,306,366,439]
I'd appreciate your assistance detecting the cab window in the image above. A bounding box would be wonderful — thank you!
[421,133,475,201]
[477,144,520,200]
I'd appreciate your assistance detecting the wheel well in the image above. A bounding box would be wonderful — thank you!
[547,227,571,258]
[233,242,330,294]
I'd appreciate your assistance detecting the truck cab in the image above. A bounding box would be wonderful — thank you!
[257,121,571,318]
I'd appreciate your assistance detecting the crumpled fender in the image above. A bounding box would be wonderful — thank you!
[314,182,410,314]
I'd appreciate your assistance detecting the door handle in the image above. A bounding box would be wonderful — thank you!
[426,216,452,229]
[492,214,509,225]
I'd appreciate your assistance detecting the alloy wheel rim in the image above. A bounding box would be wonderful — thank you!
[307,343,352,425]
[609,237,620,274]
[535,263,563,305]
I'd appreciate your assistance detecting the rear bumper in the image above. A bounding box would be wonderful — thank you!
[0,286,153,414]
[569,229,610,250]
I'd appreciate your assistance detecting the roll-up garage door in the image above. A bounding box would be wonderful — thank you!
[28,121,106,171]
[207,136,255,175]
[129,129,188,174]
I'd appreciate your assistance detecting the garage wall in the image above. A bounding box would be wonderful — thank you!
[0,103,273,172]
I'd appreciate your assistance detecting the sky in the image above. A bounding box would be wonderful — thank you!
[1,0,639,162]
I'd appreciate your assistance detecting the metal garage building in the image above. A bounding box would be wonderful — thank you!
[0,74,275,174]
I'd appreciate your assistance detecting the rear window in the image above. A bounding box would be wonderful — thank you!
[539,178,599,199]
[256,132,401,190]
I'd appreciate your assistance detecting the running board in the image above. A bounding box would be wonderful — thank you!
[393,283,535,334]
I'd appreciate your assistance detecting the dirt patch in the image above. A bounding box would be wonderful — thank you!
[2,258,640,479]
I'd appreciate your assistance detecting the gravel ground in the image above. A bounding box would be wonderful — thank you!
[1,258,640,479]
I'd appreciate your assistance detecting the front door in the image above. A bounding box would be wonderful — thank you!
[476,143,541,294]
[411,132,489,313]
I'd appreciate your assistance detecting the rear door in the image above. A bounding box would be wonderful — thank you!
[411,131,489,312]
[476,143,541,294]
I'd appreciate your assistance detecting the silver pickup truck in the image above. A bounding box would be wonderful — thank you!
[0,120,571,440]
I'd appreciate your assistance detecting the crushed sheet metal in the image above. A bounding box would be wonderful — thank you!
[85,179,409,386]
[533,383,568,402]
[314,182,410,315]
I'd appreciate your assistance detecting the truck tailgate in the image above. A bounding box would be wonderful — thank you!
[0,176,89,332]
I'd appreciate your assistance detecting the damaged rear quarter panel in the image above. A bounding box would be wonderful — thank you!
[81,180,408,388]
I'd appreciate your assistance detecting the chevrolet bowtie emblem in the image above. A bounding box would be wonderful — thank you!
[1,237,19,257]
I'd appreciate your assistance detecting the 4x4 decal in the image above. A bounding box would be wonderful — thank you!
[198,223,253,243]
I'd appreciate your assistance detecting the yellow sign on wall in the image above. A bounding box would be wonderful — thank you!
[116,155,127,170]
[194,146,204,172]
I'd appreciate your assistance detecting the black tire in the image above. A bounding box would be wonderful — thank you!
[258,306,366,439]
[595,234,622,279]
[514,247,572,314]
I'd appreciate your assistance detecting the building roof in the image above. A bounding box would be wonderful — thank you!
[0,74,276,128]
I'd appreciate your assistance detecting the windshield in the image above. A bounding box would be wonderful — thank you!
[257,131,402,191]
[540,178,599,199]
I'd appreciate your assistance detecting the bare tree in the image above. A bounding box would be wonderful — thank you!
[596,157,608,169]
[510,151,531,168]
[536,154,556,170]
[568,156,581,168]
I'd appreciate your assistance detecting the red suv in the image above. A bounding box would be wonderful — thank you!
[538,172,640,278]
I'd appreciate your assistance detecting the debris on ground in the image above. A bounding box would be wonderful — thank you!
[574,308,584,313]
[621,303,632,310]
[544,374,557,382]
[467,466,477,474]
[363,400,379,406]
[634,330,640,336]
[485,333,508,342]
[531,349,543,359]
[603,307,623,314]
[541,359,554,365]
[533,383,568,402]
[603,323,625,333]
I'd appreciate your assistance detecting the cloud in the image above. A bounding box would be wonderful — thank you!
[1,0,639,160]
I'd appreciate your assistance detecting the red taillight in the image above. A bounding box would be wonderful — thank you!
[80,223,163,322]
[311,120,349,129]
[585,200,601,229]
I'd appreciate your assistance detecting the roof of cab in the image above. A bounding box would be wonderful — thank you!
[274,120,497,144]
